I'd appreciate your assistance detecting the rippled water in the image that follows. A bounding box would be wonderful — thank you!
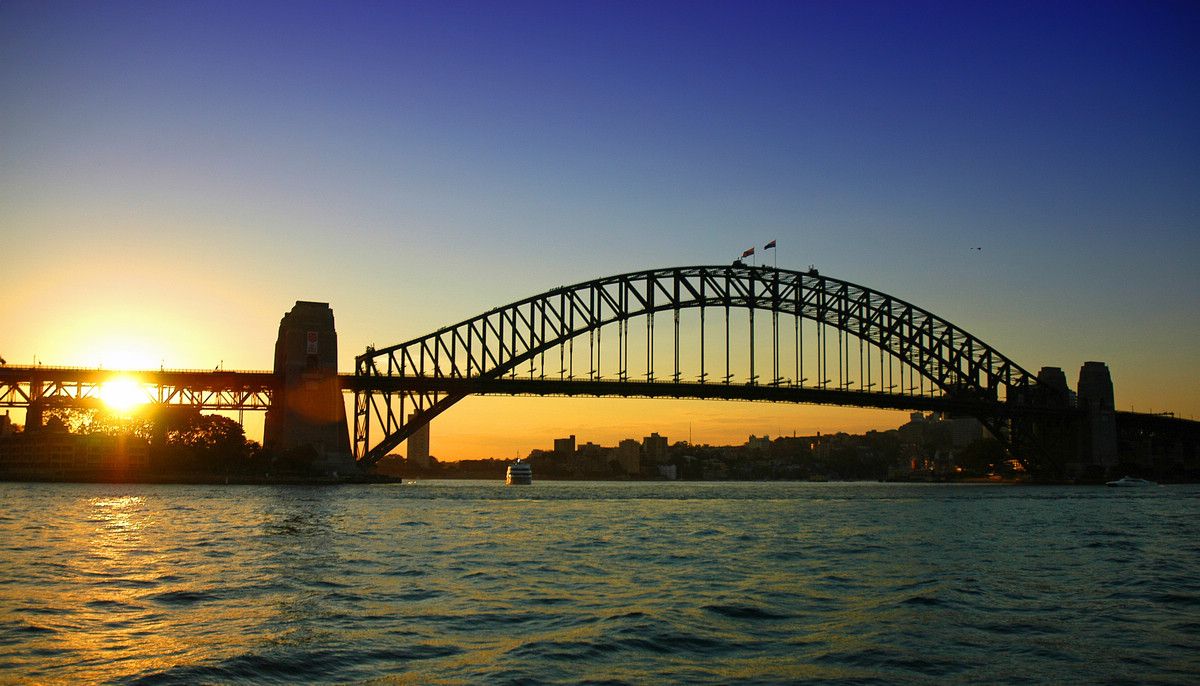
[1,481,1197,684]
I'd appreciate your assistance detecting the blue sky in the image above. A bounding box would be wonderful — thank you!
[2,1,1198,456]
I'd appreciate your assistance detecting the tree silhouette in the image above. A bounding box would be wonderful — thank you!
[43,406,152,440]
[167,413,245,452]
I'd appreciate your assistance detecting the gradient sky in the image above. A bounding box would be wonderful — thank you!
[3,1,1198,458]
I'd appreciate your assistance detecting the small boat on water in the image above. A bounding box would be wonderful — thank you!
[1105,476,1156,487]
[506,458,533,485]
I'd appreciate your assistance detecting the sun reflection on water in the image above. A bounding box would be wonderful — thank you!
[2,483,1197,684]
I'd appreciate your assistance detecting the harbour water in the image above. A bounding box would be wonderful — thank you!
[1,480,1197,684]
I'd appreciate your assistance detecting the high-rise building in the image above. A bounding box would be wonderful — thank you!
[553,435,576,457]
[615,439,641,475]
[642,432,668,464]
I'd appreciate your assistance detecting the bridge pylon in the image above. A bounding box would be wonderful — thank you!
[263,301,355,473]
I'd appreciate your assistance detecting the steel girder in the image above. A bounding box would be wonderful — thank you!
[354,265,1037,465]
[0,367,276,411]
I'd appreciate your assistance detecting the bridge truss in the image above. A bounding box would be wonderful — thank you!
[354,265,1040,465]
[0,368,276,412]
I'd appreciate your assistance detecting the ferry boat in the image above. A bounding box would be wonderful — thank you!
[1105,476,1156,487]
[506,458,533,485]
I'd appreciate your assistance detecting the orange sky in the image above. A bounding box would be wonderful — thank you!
[3,3,1198,459]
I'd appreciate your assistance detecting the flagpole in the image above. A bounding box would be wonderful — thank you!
[763,239,777,269]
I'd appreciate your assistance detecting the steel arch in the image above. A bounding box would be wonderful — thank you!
[354,265,1037,465]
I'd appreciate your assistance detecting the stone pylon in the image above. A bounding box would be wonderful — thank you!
[263,301,354,473]
[1077,361,1118,471]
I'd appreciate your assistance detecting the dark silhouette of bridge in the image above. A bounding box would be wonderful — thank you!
[3,265,1198,476]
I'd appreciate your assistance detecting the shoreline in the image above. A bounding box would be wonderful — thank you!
[0,472,1185,486]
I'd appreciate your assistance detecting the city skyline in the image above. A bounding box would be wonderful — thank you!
[3,2,1198,459]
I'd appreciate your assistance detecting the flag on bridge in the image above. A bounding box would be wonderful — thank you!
[741,247,755,258]
[764,239,776,250]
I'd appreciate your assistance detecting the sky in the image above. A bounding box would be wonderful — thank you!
[2,1,1198,459]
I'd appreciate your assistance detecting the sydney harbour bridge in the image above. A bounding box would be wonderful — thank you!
[3,265,1197,476]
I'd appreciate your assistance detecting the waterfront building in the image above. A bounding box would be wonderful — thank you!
[578,441,605,458]
[0,431,150,478]
[642,432,668,464]
[747,434,771,452]
[614,439,641,475]
[553,435,576,457]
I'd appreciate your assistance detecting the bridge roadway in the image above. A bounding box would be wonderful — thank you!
[1,366,277,411]
[3,365,1195,437]
[1,364,1068,419]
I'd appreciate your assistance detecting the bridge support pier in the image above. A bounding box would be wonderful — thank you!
[1077,361,1118,473]
[1008,367,1077,477]
[263,301,355,474]
[24,402,43,433]
[1009,363,1120,479]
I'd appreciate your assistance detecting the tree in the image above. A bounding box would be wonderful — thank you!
[168,413,245,452]
[957,437,1007,475]
[42,406,152,440]
[162,412,249,472]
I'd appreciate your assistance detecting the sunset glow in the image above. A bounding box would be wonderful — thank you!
[1,3,1197,684]
[98,378,148,414]
[0,1,1196,461]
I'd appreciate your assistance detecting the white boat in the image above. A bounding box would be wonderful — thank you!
[506,458,532,485]
[1105,476,1156,487]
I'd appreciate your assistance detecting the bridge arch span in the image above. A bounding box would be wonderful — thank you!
[354,265,1038,465]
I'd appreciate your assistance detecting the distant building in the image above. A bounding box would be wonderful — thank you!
[614,439,641,475]
[579,441,605,458]
[947,416,984,448]
[642,432,668,464]
[0,411,13,438]
[747,434,771,452]
[553,435,576,457]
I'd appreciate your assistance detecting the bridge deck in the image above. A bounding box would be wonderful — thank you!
[3,366,1192,435]
[0,365,1066,419]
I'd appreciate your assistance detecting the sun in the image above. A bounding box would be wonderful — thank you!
[99,377,148,414]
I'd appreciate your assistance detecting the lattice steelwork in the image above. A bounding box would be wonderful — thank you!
[0,368,275,411]
[355,265,1038,464]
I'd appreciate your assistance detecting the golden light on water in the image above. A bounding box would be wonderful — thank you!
[99,377,148,414]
